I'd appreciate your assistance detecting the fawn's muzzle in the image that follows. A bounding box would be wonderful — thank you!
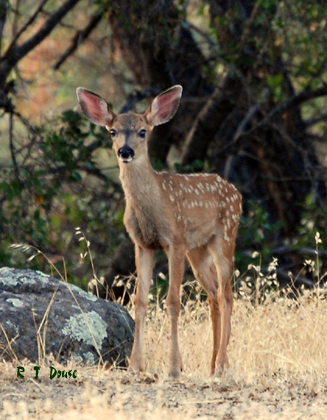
[118,146,135,163]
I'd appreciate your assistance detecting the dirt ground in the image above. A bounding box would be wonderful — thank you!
[1,364,327,420]
[1,296,327,419]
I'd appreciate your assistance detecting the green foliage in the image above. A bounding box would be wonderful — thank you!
[0,110,123,287]
[236,199,283,266]
[174,160,205,173]
[295,194,327,249]
[234,195,327,302]
[266,74,285,102]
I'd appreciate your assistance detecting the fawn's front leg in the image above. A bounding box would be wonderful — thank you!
[128,245,154,373]
[166,246,185,378]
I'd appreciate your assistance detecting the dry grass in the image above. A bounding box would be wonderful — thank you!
[1,288,327,419]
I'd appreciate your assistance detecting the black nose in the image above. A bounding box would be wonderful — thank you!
[118,146,135,161]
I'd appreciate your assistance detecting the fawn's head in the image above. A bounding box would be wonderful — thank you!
[76,85,182,164]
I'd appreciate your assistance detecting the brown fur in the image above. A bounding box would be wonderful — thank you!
[77,85,242,377]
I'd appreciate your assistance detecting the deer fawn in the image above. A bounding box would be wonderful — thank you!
[76,85,242,377]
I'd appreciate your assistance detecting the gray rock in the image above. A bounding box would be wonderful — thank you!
[0,267,134,367]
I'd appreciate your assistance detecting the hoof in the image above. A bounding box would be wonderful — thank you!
[168,365,183,378]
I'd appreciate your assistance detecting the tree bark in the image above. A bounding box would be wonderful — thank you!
[109,0,212,164]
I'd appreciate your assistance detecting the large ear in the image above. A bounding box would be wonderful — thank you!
[76,88,115,126]
[145,85,182,127]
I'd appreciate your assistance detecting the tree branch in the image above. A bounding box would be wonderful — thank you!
[9,111,22,188]
[275,269,316,288]
[53,11,103,70]
[0,0,7,58]
[5,0,49,54]
[272,246,327,259]
[119,86,160,114]
[0,0,80,83]
[279,85,327,113]
[305,112,327,128]
[236,85,327,143]
[181,74,242,165]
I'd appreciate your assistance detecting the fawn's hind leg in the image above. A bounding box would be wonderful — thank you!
[208,236,235,373]
[187,246,222,375]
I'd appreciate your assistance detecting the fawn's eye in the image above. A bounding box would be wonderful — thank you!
[139,129,146,139]
[110,129,117,137]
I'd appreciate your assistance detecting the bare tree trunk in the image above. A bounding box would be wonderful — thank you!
[109,0,212,164]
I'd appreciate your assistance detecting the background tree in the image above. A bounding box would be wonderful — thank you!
[98,0,327,296]
[1,0,327,301]
[0,0,118,286]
